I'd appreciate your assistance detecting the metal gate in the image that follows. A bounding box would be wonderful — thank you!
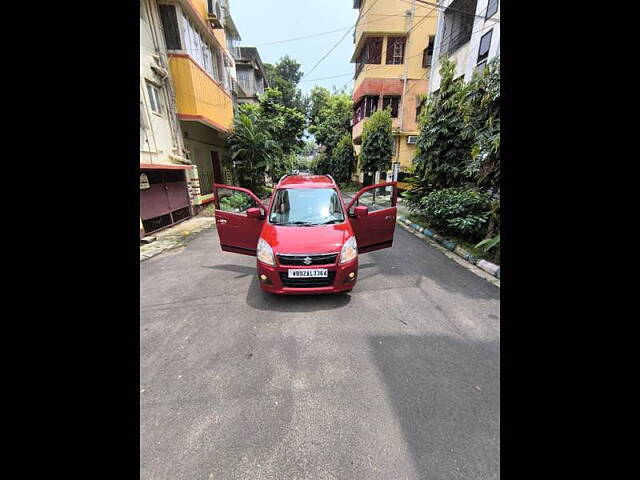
[140,169,191,235]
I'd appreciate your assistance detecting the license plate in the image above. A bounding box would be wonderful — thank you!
[288,268,328,278]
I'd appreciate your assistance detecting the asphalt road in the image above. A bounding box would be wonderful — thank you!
[140,225,500,480]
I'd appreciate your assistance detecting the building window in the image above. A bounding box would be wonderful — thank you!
[158,4,182,50]
[365,37,383,64]
[441,0,477,56]
[146,81,163,115]
[386,37,406,64]
[422,35,435,68]
[237,67,255,94]
[486,0,499,19]
[353,99,364,124]
[382,96,400,118]
[364,96,379,117]
[477,30,492,65]
[355,37,382,78]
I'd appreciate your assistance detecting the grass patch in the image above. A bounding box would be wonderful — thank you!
[407,213,499,264]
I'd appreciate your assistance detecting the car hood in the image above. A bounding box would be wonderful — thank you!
[261,222,353,254]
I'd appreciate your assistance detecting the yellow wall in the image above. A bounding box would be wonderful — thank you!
[352,0,437,178]
[169,55,233,131]
[398,135,417,170]
[188,0,228,49]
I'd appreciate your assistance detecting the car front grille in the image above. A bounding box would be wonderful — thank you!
[279,271,337,288]
[277,253,338,266]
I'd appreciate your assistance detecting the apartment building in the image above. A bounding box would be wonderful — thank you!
[140,0,194,237]
[350,0,438,184]
[158,0,240,210]
[429,0,500,93]
[234,47,270,104]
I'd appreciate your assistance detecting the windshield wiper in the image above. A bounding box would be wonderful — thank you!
[318,219,343,225]
[283,221,314,226]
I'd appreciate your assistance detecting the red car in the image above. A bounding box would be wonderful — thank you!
[212,174,397,295]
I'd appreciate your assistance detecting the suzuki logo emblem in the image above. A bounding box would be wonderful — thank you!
[303,256,312,265]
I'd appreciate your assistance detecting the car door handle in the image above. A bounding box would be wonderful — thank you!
[385,215,395,221]
[217,218,228,224]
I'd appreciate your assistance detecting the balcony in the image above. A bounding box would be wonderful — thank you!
[352,114,401,141]
[168,54,234,133]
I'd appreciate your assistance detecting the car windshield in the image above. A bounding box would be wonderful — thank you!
[269,188,345,226]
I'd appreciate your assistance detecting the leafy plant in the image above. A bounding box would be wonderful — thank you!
[311,92,353,157]
[475,234,500,252]
[228,113,281,191]
[258,88,307,156]
[220,192,252,212]
[360,108,393,181]
[464,57,500,191]
[330,134,356,183]
[263,56,308,115]
[312,152,331,175]
[419,187,491,240]
[406,58,475,209]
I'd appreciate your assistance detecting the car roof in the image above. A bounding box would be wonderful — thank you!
[277,175,336,189]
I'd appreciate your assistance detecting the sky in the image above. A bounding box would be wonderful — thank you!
[230,0,360,95]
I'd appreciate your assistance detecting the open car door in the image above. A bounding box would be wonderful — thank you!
[345,182,398,253]
[213,184,267,256]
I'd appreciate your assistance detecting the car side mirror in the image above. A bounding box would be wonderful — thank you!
[246,207,261,219]
[354,205,368,217]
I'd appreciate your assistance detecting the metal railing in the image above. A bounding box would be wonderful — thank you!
[198,171,215,195]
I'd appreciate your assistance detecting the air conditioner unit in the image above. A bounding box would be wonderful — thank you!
[407,135,418,144]
[207,1,223,28]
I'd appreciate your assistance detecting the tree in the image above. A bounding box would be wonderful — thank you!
[464,57,500,192]
[258,88,307,156]
[407,57,474,206]
[274,55,304,84]
[308,86,331,131]
[330,134,356,183]
[464,58,500,249]
[263,56,308,114]
[312,152,331,175]
[300,140,317,157]
[312,92,352,157]
[359,109,393,181]
[228,113,282,191]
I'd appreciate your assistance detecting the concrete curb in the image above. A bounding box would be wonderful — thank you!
[397,215,500,285]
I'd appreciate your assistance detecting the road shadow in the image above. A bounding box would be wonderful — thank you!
[245,274,352,312]
[204,263,352,311]
[203,264,255,278]
[368,333,499,479]
[355,229,500,301]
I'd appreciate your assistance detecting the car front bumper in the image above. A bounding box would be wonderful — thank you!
[256,257,358,295]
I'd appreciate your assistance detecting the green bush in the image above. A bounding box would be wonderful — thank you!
[254,185,273,199]
[419,187,491,240]
[220,192,252,212]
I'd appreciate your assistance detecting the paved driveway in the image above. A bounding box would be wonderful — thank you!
[140,225,500,479]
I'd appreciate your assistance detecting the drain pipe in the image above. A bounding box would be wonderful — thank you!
[398,0,415,135]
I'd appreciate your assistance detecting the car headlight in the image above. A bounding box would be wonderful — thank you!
[257,238,275,266]
[339,236,358,264]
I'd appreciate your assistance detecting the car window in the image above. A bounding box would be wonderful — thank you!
[269,188,344,226]
[216,188,261,216]
[349,186,393,215]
